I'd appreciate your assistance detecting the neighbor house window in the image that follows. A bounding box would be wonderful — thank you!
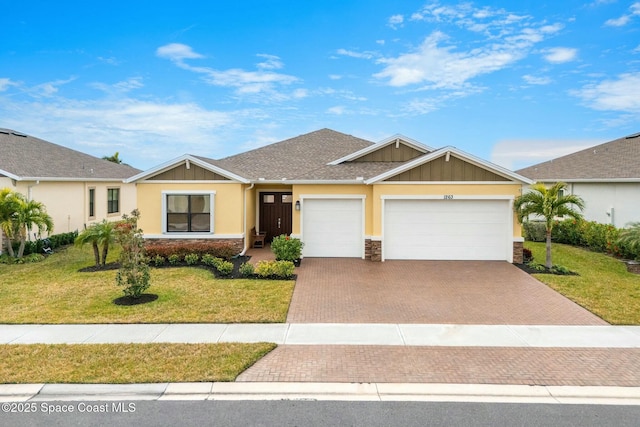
[165,194,212,232]
[88,188,95,218]
[107,188,120,214]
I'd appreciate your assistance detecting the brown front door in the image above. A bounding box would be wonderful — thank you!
[259,192,293,241]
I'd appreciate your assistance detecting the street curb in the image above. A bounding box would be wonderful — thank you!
[2,383,640,405]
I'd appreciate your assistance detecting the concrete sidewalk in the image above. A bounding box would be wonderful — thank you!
[1,323,640,347]
[2,382,640,405]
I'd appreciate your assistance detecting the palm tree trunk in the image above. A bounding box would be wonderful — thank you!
[92,242,100,267]
[4,235,15,258]
[17,228,27,258]
[545,230,552,269]
[101,243,109,266]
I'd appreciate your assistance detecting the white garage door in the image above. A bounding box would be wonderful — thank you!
[302,198,363,257]
[384,199,510,260]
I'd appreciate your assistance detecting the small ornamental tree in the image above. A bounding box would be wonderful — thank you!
[114,209,150,298]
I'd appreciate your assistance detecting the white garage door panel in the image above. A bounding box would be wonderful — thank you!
[385,199,509,260]
[303,199,363,257]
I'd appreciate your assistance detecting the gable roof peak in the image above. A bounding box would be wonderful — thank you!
[328,133,434,165]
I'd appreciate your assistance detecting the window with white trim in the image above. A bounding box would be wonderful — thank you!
[165,193,213,233]
[107,188,120,214]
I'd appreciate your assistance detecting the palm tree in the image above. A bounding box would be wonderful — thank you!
[75,220,116,266]
[514,182,585,269]
[0,188,18,257]
[11,194,54,258]
[618,222,640,261]
[102,152,123,164]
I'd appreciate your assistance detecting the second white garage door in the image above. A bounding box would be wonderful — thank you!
[302,198,363,257]
[384,199,510,261]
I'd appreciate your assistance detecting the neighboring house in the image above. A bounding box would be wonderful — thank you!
[517,133,640,228]
[0,128,140,252]
[127,129,533,263]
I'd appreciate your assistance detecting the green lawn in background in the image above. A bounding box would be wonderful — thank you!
[525,242,640,324]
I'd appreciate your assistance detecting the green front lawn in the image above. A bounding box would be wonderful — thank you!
[0,246,294,324]
[0,343,275,383]
[525,242,640,325]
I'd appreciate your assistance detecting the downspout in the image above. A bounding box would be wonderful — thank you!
[239,182,255,256]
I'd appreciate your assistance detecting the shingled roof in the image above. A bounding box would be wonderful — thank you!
[213,128,376,180]
[517,133,640,181]
[0,128,140,181]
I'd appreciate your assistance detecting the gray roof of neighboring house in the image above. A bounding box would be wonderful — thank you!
[0,128,141,181]
[516,132,640,181]
[212,128,378,180]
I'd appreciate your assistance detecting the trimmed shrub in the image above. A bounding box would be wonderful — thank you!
[152,254,165,267]
[201,253,217,267]
[255,260,294,279]
[16,231,79,256]
[168,254,181,265]
[522,221,546,242]
[522,248,533,264]
[239,262,254,277]
[184,253,200,265]
[215,260,234,276]
[145,241,237,261]
[271,235,303,261]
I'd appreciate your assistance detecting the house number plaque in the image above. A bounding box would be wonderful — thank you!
[443,195,454,200]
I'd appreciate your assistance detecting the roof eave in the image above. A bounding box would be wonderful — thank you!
[125,154,250,184]
[531,178,640,183]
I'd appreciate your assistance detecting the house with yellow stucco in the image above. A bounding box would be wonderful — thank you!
[127,129,533,263]
[0,128,139,252]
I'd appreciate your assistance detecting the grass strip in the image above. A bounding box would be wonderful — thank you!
[0,343,275,384]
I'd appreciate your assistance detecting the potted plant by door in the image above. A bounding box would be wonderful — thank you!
[271,234,304,266]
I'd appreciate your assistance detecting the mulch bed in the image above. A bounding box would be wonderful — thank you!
[515,262,578,276]
[113,294,159,306]
[78,255,296,280]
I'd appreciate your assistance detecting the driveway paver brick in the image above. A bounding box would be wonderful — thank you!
[237,345,640,386]
[286,259,607,325]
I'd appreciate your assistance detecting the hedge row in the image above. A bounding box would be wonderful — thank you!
[144,241,238,261]
[12,231,79,256]
[522,219,639,260]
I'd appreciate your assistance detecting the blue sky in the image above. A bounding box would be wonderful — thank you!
[1,0,639,171]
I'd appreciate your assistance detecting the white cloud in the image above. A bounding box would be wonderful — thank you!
[156,43,204,61]
[31,77,76,97]
[91,77,144,94]
[523,74,552,85]
[0,95,237,168]
[491,139,597,170]
[0,78,17,91]
[156,44,300,99]
[328,74,342,80]
[605,15,630,26]
[256,54,283,70]
[572,72,640,112]
[327,105,346,115]
[374,4,563,89]
[604,1,640,26]
[336,48,376,60]
[374,31,521,88]
[543,47,578,63]
[388,14,404,29]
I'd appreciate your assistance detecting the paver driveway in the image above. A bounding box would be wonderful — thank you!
[286,259,607,325]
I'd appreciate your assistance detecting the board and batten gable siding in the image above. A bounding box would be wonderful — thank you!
[385,155,510,182]
[350,143,425,162]
[147,163,231,181]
